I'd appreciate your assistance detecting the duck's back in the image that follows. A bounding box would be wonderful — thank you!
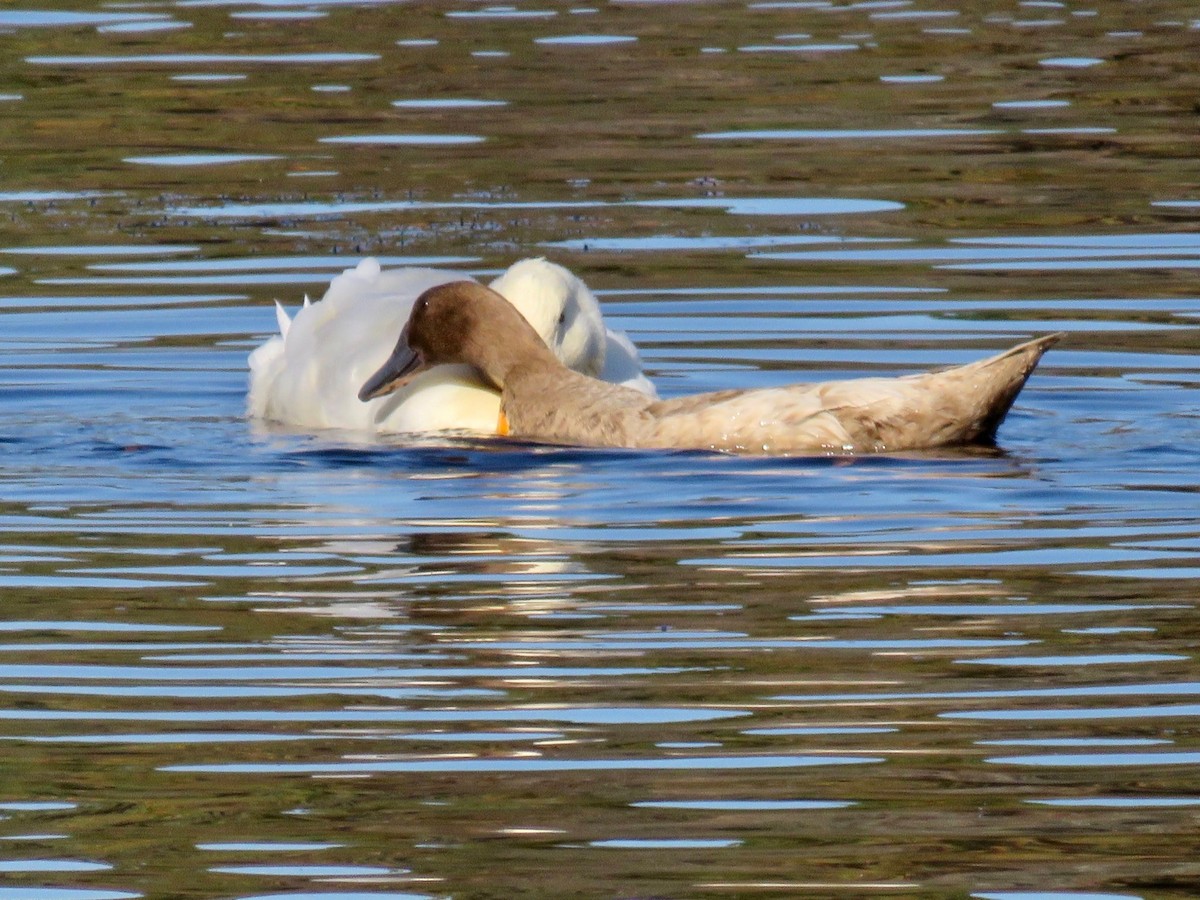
[645,335,1058,453]
[500,335,1057,454]
[645,378,958,453]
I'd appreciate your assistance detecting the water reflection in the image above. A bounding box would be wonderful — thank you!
[391,99,506,109]
[633,799,852,810]
[0,11,171,27]
[2,0,1199,897]
[27,53,381,65]
[318,135,485,146]
[166,754,882,775]
[534,35,637,46]
[124,154,282,167]
[164,194,904,219]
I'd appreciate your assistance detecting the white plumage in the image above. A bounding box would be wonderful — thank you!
[247,257,655,434]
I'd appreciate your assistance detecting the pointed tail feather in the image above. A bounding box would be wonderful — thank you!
[274,300,292,339]
[957,332,1062,443]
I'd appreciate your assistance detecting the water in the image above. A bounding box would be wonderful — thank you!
[1,1,1198,898]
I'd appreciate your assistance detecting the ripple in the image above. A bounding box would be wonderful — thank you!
[164,195,903,219]
[27,53,380,66]
[742,726,895,736]
[940,257,1200,271]
[165,754,882,775]
[944,703,1200,722]
[0,834,69,841]
[0,11,169,27]
[1063,627,1157,635]
[0,191,115,202]
[1022,127,1116,135]
[543,235,897,252]
[752,245,1197,264]
[196,842,342,851]
[872,9,959,19]
[88,254,475,273]
[0,685,499,700]
[633,799,853,810]
[0,891,140,900]
[0,707,746,725]
[1,244,199,256]
[590,838,741,848]
[391,99,507,109]
[97,20,190,34]
[212,864,398,876]
[1028,797,1200,808]
[699,127,1001,140]
[994,99,1071,109]
[448,7,557,18]
[640,197,904,215]
[0,860,111,872]
[0,620,218,633]
[782,682,1200,705]
[535,34,637,45]
[881,74,944,83]
[445,636,1030,651]
[958,653,1188,667]
[0,663,698,681]
[1039,56,1105,67]
[229,10,328,20]
[235,894,430,900]
[171,73,247,83]
[689,545,1174,570]
[796,602,1164,618]
[318,134,485,146]
[124,153,281,166]
[10,732,315,744]
[979,738,1170,748]
[988,751,1200,767]
[394,731,563,742]
[0,575,196,589]
[956,233,1200,248]
[739,43,858,52]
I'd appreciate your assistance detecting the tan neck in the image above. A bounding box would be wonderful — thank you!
[470,312,565,391]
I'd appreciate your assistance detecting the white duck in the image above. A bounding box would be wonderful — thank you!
[247,257,655,434]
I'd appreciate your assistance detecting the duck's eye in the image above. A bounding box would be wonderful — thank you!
[557,311,567,326]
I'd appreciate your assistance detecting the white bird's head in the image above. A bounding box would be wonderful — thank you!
[489,257,606,377]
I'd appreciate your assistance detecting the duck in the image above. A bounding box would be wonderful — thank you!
[247,257,655,434]
[359,280,1061,455]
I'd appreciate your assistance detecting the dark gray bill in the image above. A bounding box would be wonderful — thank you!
[358,343,426,401]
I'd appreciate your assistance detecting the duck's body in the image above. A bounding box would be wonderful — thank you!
[361,281,1060,455]
[247,257,655,434]
[499,338,1057,453]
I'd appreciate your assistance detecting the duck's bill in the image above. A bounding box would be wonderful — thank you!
[358,345,427,401]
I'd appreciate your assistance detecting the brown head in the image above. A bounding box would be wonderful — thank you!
[358,280,558,402]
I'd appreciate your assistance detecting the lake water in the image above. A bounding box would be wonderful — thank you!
[1,2,1199,899]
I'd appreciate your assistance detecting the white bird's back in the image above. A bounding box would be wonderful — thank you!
[247,257,657,435]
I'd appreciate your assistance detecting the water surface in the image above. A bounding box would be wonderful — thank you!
[0,2,1198,899]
